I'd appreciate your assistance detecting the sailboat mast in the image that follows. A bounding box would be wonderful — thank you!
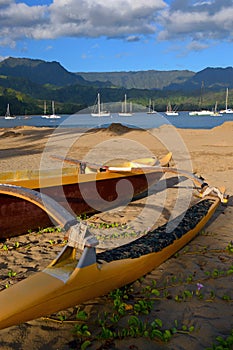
[199,81,204,108]
[129,101,132,113]
[97,93,101,115]
[226,88,228,110]
[6,104,10,117]
[124,94,127,113]
[148,99,151,113]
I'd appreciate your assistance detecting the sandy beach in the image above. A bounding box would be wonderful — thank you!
[0,122,232,349]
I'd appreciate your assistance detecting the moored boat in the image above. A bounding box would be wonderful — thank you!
[165,101,179,116]
[0,178,227,330]
[4,104,16,120]
[189,81,214,116]
[118,94,133,116]
[189,109,215,116]
[0,153,172,239]
[91,93,111,117]
[41,101,48,118]
[220,88,233,114]
[41,101,61,119]
[147,99,157,114]
[212,101,222,116]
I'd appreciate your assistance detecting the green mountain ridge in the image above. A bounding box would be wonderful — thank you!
[0,57,233,115]
[76,70,195,90]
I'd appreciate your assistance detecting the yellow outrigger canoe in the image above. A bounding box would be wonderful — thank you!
[0,153,172,239]
[0,172,227,330]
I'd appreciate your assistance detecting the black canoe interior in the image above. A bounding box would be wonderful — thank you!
[96,199,214,263]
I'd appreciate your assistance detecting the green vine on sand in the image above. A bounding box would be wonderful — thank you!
[48,286,195,348]
[45,269,232,349]
[205,329,233,350]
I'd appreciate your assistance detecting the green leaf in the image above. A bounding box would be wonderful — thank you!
[163,329,172,342]
[150,329,163,340]
[128,316,140,327]
[154,318,163,328]
[151,289,160,296]
[81,340,91,350]
[76,310,88,321]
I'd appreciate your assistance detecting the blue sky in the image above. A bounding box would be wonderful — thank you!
[0,0,233,73]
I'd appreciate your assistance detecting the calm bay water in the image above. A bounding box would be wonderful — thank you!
[1,111,233,130]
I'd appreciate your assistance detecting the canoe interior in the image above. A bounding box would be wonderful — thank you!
[0,153,172,239]
[0,170,163,239]
[0,196,220,331]
[97,198,215,262]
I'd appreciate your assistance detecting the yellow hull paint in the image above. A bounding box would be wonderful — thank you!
[0,153,172,189]
[0,153,173,239]
[0,195,220,330]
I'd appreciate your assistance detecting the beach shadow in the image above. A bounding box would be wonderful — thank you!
[120,176,191,225]
[133,175,187,201]
[128,177,231,229]
[205,194,232,228]
[0,128,82,160]
[0,145,45,160]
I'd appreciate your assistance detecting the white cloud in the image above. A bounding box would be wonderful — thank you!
[0,0,13,6]
[0,0,166,42]
[0,55,9,62]
[46,0,166,38]
[187,40,209,51]
[126,35,141,42]
[45,45,53,51]
[157,0,233,45]
[0,0,233,56]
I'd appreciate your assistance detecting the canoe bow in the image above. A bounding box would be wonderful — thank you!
[0,178,227,330]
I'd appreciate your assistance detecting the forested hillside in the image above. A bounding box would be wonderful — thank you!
[0,57,233,115]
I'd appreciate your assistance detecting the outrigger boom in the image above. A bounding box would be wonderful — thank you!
[0,169,228,330]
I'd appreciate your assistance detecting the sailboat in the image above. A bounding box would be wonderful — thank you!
[220,88,233,114]
[165,101,179,116]
[118,94,133,116]
[147,99,157,114]
[48,101,61,119]
[23,109,31,120]
[41,101,61,119]
[4,104,16,120]
[212,101,222,117]
[91,93,111,117]
[189,81,214,116]
[41,101,48,118]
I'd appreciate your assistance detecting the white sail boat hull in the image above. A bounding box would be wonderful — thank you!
[48,101,61,119]
[147,99,157,114]
[91,112,111,117]
[41,101,61,119]
[91,93,111,117]
[165,111,179,116]
[165,101,179,116]
[189,110,215,116]
[220,88,233,114]
[118,94,133,116]
[4,104,16,120]
[220,109,233,114]
[41,101,48,118]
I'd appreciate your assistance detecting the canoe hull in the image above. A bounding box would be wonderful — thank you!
[0,196,220,330]
[0,170,163,239]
